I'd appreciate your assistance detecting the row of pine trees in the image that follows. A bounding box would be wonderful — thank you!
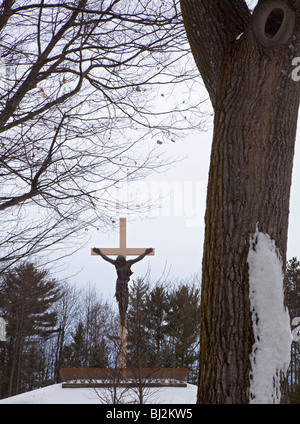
[0,262,201,399]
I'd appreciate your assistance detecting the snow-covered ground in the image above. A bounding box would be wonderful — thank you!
[0,382,197,404]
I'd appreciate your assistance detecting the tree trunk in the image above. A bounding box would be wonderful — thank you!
[180,0,300,403]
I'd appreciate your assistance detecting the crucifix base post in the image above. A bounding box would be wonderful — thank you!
[119,324,127,372]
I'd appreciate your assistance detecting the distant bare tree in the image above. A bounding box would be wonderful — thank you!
[52,282,80,383]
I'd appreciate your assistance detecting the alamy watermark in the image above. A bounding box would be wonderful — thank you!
[113,179,206,228]
[291,58,300,82]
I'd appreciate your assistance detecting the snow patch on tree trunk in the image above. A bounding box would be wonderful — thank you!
[247,229,292,404]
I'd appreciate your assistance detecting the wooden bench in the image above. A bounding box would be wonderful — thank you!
[60,367,189,388]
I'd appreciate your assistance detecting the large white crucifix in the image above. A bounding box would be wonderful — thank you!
[91,218,155,369]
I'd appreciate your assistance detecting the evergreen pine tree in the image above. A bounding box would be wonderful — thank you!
[145,284,169,366]
[0,262,61,397]
[89,338,108,368]
[70,322,86,368]
[127,278,150,368]
[166,284,201,370]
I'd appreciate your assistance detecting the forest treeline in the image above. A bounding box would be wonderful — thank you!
[0,262,201,399]
[1,257,300,402]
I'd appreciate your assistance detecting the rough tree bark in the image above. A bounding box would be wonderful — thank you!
[180,0,300,403]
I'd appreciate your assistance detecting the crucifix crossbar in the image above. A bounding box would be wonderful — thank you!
[91,218,155,259]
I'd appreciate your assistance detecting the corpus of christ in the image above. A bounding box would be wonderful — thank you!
[59,218,189,388]
[92,217,154,369]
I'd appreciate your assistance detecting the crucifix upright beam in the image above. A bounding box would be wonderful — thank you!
[91,218,154,369]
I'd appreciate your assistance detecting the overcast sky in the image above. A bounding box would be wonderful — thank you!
[58,117,300,302]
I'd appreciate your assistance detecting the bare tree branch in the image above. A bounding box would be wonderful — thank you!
[0,0,205,270]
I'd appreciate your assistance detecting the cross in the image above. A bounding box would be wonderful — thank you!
[91,218,155,369]
[91,217,155,259]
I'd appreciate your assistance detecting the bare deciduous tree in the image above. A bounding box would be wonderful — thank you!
[0,0,203,270]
